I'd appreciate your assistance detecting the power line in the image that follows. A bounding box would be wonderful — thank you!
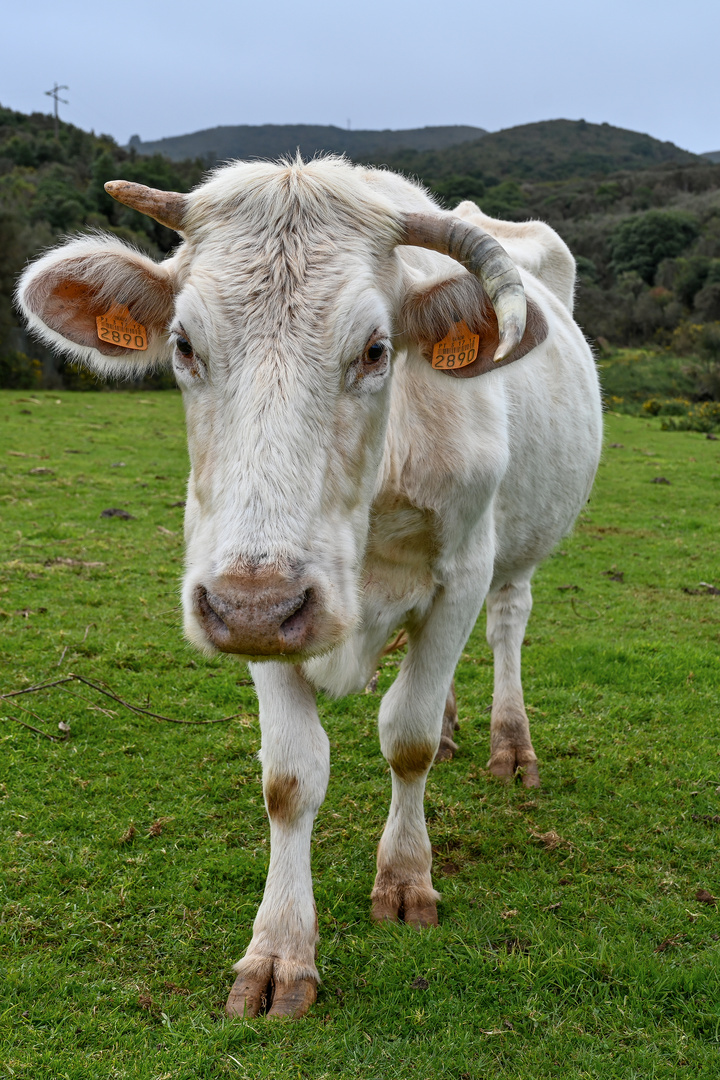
[45,82,69,138]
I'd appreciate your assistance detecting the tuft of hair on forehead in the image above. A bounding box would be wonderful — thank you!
[183,156,403,252]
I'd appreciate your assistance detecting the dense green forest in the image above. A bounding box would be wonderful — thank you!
[1,105,719,407]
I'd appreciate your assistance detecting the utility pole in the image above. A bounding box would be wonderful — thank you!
[45,83,69,139]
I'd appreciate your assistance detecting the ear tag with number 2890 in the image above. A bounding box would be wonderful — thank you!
[431,320,480,370]
[96,305,148,351]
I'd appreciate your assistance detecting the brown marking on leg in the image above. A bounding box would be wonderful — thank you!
[387,740,435,782]
[488,700,540,788]
[264,772,300,822]
[435,679,459,762]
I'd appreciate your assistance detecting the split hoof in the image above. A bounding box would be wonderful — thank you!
[267,978,317,1018]
[225,972,316,1019]
[371,886,439,927]
[371,895,400,923]
[488,748,541,788]
[404,898,439,927]
[226,973,270,1018]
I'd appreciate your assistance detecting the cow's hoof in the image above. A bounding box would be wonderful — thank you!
[267,978,317,1018]
[488,748,540,788]
[434,734,459,762]
[226,973,270,1018]
[225,973,316,1019]
[371,885,439,927]
[403,898,439,927]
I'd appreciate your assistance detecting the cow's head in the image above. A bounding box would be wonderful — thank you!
[17,160,543,661]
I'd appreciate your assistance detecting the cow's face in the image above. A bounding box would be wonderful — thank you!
[173,180,403,659]
[17,160,533,661]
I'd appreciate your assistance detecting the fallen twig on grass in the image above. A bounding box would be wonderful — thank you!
[570,597,602,621]
[4,715,69,742]
[0,672,256,733]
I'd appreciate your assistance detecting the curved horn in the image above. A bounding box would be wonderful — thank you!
[400,212,526,362]
[104,180,187,233]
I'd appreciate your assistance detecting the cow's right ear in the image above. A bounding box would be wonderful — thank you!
[16,236,176,378]
[398,271,548,379]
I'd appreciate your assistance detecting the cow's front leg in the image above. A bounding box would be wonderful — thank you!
[371,576,488,927]
[226,664,329,1019]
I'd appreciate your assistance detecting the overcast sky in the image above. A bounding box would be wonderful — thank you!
[3,0,718,153]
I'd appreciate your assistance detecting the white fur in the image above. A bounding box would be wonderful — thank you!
[17,158,602,1000]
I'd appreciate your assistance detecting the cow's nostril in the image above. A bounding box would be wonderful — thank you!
[279,589,314,644]
[196,584,228,633]
[281,589,310,624]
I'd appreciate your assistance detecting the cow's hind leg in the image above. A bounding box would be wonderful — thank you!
[226,664,329,1020]
[435,679,459,762]
[485,577,540,788]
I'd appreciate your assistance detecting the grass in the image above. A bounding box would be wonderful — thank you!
[1,389,719,1079]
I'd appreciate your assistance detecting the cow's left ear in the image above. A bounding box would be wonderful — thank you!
[399,272,548,379]
[16,236,176,378]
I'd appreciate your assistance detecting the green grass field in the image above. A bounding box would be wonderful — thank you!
[1,390,719,1079]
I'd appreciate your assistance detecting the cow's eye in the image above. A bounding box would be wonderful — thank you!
[346,335,390,391]
[176,335,194,358]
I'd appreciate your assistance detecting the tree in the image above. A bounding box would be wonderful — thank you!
[609,210,699,284]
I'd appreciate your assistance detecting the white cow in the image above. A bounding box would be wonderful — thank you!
[18,158,602,1018]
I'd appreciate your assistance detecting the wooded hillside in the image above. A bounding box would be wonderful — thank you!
[2,106,719,396]
[0,105,203,388]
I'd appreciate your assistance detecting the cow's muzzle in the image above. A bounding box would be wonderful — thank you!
[194,572,320,656]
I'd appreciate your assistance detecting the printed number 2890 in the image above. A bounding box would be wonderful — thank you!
[98,326,146,349]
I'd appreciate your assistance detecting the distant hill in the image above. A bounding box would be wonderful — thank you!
[128,124,488,164]
[703,150,720,164]
[369,119,701,183]
[130,117,700,181]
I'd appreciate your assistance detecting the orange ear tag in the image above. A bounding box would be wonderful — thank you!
[431,320,480,371]
[96,304,148,351]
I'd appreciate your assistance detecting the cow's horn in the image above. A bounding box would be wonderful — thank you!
[400,212,527,362]
[104,181,187,233]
